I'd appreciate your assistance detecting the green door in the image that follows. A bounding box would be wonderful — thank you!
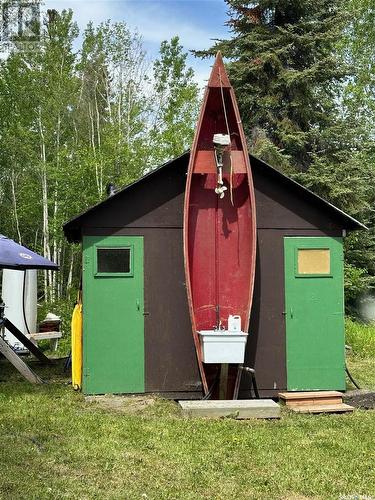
[284,237,345,391]
[82,235,144,394]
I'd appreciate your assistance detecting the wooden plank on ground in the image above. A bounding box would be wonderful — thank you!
[288,403,354,414]
[278,391,343,400]
[179,399,281,419]
[0,337,43,384]
[278,391,343,407]
[284,397,342,407]
[29,332,62,340]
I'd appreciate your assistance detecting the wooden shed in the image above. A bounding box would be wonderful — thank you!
[63,152,364,398]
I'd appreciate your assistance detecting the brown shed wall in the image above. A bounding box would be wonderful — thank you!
[77,155,348,397]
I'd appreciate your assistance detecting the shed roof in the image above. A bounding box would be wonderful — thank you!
[63,151,366,243]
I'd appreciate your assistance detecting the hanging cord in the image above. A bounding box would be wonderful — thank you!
[218,67,234,206]
[346,363,361,390]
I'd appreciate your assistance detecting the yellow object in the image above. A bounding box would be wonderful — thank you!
[71,295,83,390]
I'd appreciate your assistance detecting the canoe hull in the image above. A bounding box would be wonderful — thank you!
[188,172,254,332]
[184,53,256,395]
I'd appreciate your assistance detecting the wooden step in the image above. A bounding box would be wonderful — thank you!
[288,403,354,414]
[179,399,281,419]
[278,391,343,407]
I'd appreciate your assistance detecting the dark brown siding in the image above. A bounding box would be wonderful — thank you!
[82,162,186,230]
[78,155,349,398]
[253,166,342,231]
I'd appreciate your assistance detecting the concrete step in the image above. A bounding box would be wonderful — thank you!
[179,399,280,419]
[288,403,354,414]
[278,391,343,407]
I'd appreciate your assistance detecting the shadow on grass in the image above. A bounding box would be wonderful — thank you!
[0,356,71,393]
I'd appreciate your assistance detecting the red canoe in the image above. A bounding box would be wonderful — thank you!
[183,52,257,395]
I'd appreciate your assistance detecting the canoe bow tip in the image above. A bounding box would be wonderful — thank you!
[209,51,231,88]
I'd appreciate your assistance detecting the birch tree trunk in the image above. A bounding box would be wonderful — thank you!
[94,80,103,194]
[10,170,22,244]
[38,106,52,301]
[67,249,74,290]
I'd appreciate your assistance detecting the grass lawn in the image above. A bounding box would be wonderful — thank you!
[346,318,375,391]
[0,356,374,500]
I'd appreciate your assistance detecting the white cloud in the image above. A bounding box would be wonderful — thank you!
[44,0,120,29]
[42,0,227,88]
[45,0,227,49]
[120,3,220,51]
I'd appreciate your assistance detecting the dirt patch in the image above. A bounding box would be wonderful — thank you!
[344,390,375,409]
[85,394,157,414]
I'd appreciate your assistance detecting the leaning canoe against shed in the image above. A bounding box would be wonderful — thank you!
[63,152,365,398]
[183,52,257,396]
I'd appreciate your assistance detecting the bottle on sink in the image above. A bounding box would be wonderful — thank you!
[228,315,241,333]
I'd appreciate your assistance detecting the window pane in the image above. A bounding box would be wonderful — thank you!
[97,248,131,273]
[297,249,330,275]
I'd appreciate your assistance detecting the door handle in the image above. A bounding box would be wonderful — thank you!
[136,299,140,311]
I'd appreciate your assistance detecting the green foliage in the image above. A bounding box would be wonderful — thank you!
[344,263,374,312]
[342,0,375,119]
[0,11,199,306]
[197,0,375,305]
[294,148,375,305]
[346,317,375,357]
[251,127,293,174]
[149,36,199,165]
[197,0,350,170]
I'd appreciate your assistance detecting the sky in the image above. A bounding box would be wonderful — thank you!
[44,0,231,87]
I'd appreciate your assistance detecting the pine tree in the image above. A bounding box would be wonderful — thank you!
[197,0,350,170]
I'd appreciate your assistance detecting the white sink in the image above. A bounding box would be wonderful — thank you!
[198,330,248,364]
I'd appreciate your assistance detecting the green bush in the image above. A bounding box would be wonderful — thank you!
[346,317,375,358]
[344,263,374,313]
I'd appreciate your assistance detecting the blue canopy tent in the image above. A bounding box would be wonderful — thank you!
[0,234,58,270]
[0,234,59,382]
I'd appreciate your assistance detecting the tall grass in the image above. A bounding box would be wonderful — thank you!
[345,317,375,358]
